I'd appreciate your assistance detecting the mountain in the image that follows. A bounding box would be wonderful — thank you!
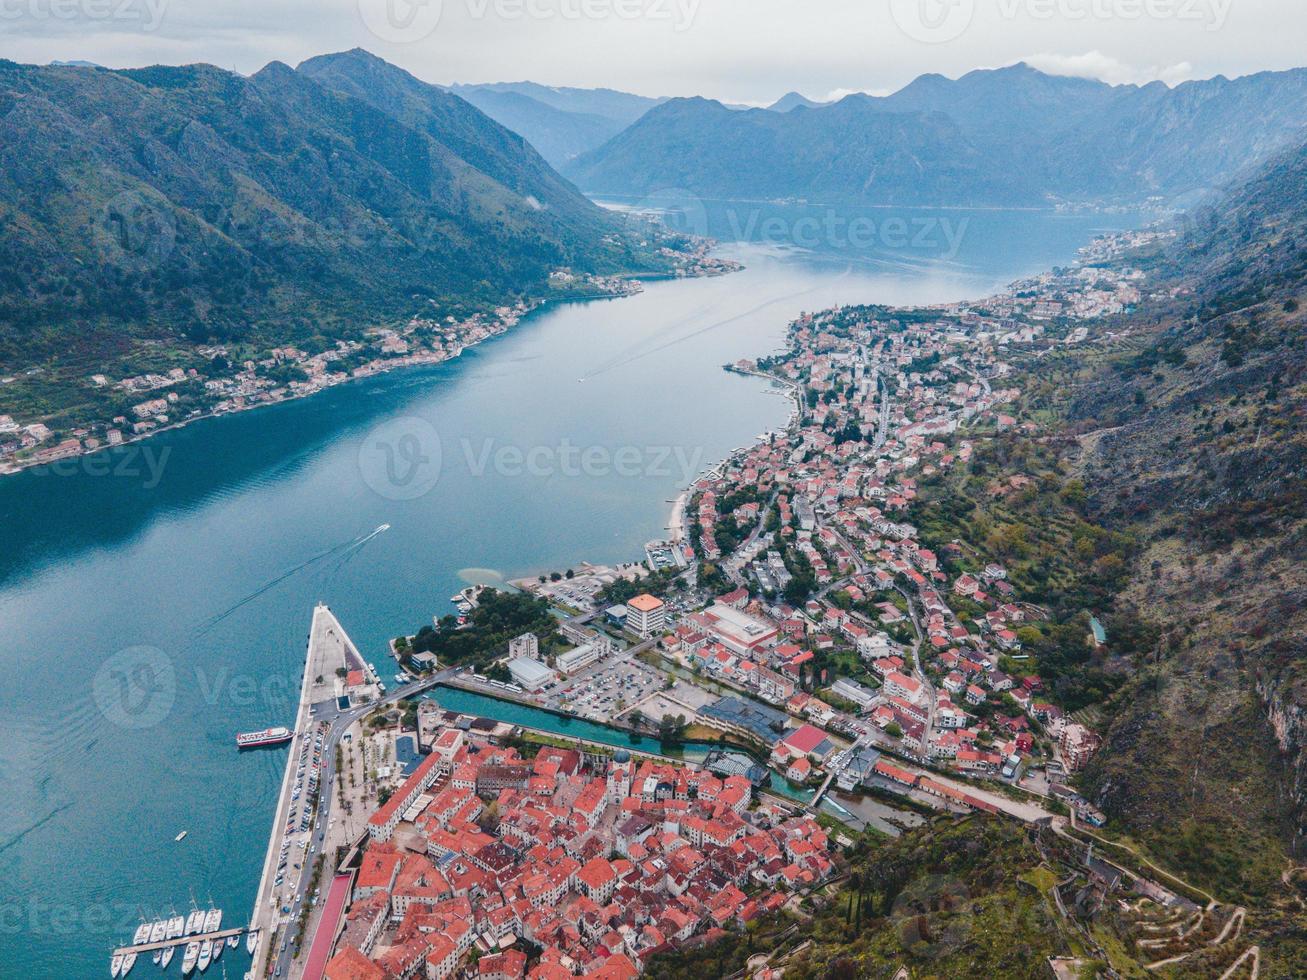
[1061,140,1307,898]
[567,63,1307,207]
[566,94,1017,206]
[448,81,666,166]
[0,50,662,375]
[766,91,826,112]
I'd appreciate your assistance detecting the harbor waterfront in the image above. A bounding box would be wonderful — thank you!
[0,209,1144,977]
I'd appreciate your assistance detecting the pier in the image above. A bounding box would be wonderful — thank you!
[112,926,248,957]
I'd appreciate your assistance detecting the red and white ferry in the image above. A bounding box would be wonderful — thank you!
[235,726,293,749]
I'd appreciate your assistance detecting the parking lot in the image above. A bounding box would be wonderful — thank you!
[539,651,668,721]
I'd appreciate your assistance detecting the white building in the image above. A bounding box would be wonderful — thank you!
[508,657,557,692]
[509,632,539,660]
[556,642,604,675]
[625,594,666,638]
[831,677,878,709]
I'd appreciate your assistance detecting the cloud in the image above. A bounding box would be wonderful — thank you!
[1021,50,1197,86]
[822,87,893,102]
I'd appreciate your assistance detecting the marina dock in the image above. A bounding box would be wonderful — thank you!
[112,927,248,957]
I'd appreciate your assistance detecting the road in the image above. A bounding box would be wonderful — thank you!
[251,606,458,980]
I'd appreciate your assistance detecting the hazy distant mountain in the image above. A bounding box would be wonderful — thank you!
[767,92,827,112]
[0,49,662,368]
[568,63,1307,207]
[448,81,667,166]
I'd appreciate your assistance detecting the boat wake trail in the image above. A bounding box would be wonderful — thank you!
[195,525,389,635]
[0,801,75,856]
[580,276,846,381]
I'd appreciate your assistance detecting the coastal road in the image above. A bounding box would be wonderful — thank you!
[268,667,461,980]
[251,609,461,980]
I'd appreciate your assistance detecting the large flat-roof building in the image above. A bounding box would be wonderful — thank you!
[556,642,604,675]
[689,602,779,657]
[508,656,557,692]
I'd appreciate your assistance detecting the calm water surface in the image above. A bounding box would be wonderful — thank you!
[0,207,1141,976]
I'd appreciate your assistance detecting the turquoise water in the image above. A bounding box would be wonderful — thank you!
[427,686,720,760]
[0,207,1143,977]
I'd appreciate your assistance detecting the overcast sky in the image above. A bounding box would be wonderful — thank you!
[2,0,1302,102]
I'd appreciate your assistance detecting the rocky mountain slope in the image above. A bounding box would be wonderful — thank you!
[0,51,661,374]
[566,63,1307,208]
[1043,138,1307,900]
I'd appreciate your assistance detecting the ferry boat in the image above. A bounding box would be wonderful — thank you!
[181,942,199,975]
[235,726,293,749]
[197,938,212,972]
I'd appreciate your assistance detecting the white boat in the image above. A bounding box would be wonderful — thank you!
[175,830,188,842]
[133,922,151,945]
[211,936,223,961]
[149,920,167,943]
[226,934,239,949]
[160,945,175,969]
[197,938,212,971]
[110,953,123,977]
[152,949,161,966]
[120,952,136,976]
[181,941,199,975]
[245,930,258,955]
[168,914,186,939]
[203,908,222,933]
[185,910,203,934]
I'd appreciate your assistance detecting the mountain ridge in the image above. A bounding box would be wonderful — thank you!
[566,62,1307,208]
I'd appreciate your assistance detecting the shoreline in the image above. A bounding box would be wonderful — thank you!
[0,263,739,481]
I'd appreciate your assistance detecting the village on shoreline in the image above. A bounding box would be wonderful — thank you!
[281,225,1217,980]
[0,244,739,478]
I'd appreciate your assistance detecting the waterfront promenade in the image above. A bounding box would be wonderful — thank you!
[246,603,343,977]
